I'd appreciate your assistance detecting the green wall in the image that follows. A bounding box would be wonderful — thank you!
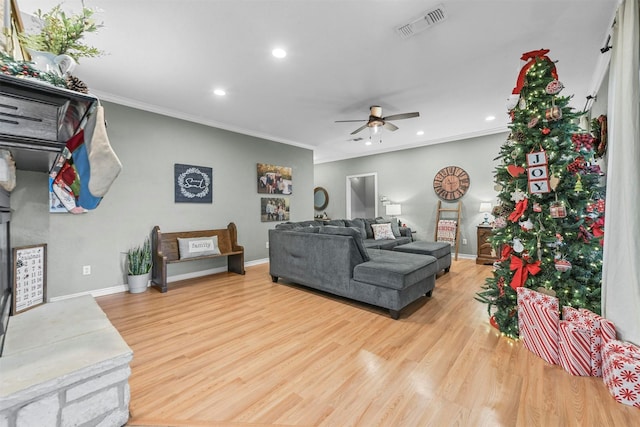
[10,101,314,298]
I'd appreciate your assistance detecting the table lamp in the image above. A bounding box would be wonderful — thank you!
[479,202,492,225]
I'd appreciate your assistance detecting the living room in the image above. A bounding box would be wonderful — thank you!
[2,0,640,426]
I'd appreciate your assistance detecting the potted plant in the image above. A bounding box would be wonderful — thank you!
[127,237,152,294]
[19,2,104,75]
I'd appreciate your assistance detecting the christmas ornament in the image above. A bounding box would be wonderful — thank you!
[494,216,507,228]
[506,94,520,110]
[511,150,519,160]
[545,106,562,121]
[507,165,525,177]
[545,80,564,94]
[533,202,542,212]
[527,117,539,128]
[519,218,534,231]
[519,98,527,109]
[574,175,583,192]
[541,127,551,135]
[490,315,500,330]
[510,188,528,203]
[554,258,572,272]
[514,131,526,143]
[527,150,550,194]
[550,201,567,218]
[512,238,524,253]
[497,276,506,297]
[499,245,513,261]
[494,184,503,192]
[549,175,560,191]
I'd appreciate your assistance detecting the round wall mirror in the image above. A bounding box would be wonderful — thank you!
[314,187,329,210]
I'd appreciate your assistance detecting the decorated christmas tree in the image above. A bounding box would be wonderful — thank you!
[476,49,606,339]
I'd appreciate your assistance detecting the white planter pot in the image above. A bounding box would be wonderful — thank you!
[127,273,149,294]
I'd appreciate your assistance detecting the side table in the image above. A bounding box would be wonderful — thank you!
[476,225,497,265]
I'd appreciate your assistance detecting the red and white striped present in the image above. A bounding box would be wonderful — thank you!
[517,287,560,365]
[559,319,592,376]
[602,340,640,409]
[560,307,617,376]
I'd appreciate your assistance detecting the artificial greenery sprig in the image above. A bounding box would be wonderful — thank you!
[20,2,104,62]
[0,52,67,87]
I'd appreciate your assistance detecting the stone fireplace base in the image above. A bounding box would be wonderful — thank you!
[0,295,133,426]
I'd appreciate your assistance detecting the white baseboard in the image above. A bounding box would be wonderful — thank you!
[48,258,270,302]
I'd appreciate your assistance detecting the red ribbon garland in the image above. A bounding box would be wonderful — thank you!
[512,49,559,95]
[509,255,541,290]
[508,199,528,222]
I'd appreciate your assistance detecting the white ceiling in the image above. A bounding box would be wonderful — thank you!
[19,0,618,163]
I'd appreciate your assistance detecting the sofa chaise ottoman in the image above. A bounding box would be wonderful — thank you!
[392,241,452,274]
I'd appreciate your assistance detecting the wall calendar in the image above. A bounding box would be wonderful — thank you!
[12,244,47,315]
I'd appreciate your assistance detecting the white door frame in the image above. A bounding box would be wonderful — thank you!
[346,172,378,219]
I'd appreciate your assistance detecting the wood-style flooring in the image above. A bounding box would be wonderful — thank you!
[96,259,640,426]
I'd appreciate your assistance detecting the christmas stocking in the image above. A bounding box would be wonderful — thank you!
[53,130,103,212]
[85,105,122,197]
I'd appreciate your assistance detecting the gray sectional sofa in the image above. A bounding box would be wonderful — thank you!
[268,219,445,319]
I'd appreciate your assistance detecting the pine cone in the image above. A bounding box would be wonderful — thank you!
[66,74,89,94]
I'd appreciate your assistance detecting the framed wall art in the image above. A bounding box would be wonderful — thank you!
[175,164,213,203]
[12,244,47,315]
[257,163,292,195]
[261,197,290,222]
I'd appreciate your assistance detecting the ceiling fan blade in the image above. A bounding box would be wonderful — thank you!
[350,124,368,135]
[383,112,420,121]
[383,122,399,132]
[335,119,367,123]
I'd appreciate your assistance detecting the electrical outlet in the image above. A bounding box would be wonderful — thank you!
[266,241,269,249]
[462,238,468,245]
[82,265,91,275]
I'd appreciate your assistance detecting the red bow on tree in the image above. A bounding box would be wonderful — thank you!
[591,217,604,238]
[509,254,541,290]
[512,49,559,95]
[508,199,528,222]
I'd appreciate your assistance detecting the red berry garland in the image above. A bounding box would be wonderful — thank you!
[567,156,586,174]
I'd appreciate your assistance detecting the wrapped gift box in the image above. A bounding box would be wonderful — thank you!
[602,340,640,409]
[517,287,560,365]
[559,319,592,376]
[560,306,617,377]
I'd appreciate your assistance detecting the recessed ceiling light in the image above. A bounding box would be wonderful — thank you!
[272,48,287,59]
[365,140,372,146]
[416,130,424,136]
[213,89,226,96]
[485,115,496,121]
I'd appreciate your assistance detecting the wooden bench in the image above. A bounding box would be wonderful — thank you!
[151,222,245,292]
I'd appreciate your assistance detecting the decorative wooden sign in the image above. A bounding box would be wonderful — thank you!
[12,244,47,315]
[527,150,550,194]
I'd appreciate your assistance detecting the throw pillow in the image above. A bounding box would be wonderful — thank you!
[376,218,401,238]
[371,223,396,240]
[344,218,367,239]
[177,236,221,259]
[363,218,377,239]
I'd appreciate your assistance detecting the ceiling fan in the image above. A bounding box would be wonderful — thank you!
[335,105,420,136]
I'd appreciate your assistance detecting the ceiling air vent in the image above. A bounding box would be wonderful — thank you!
[395,4,446,39]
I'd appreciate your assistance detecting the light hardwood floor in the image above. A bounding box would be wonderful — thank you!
[96,259,640,427]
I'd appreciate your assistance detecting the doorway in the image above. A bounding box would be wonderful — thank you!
[346,173,378,219]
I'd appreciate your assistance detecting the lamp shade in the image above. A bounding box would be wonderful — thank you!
[479,202,492,213]
[385,204,402,216]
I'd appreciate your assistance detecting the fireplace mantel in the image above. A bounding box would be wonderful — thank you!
[0,74,98,172]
